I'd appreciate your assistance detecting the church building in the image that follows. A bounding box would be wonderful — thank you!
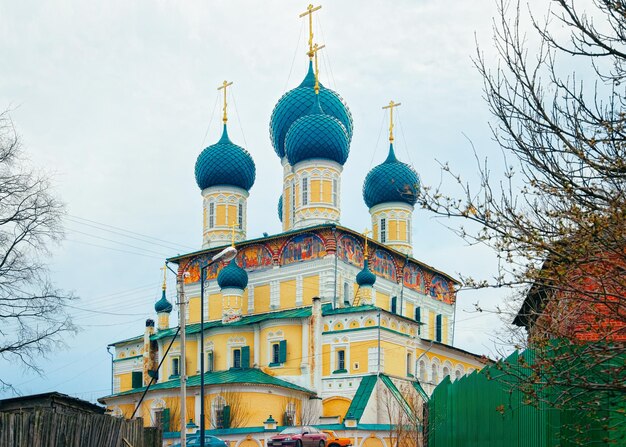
[99,5,487,447]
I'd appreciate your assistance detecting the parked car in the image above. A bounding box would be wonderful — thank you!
[170,434,228,447]
[268,426,327,447]
[321,430,352,447]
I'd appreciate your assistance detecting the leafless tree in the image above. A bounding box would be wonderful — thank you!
[420,0,625,440]
[205,389,251,429]
[380,381,422,447]
[0,111,76,391]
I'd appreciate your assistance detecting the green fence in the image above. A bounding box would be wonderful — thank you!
[426,347,625,447]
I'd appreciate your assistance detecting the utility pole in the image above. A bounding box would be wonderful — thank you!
[177,269,187,447]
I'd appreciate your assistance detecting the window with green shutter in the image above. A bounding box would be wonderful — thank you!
[391,296,397,314]
[436,314,442,342]
[415,307,421,335]
[207,351,214,372]
[279,340,287,363]
[232,349,241,369]
[131,371,143,388]
[161,408,171,432]
[222,405,231,429]
[241,346,250,369]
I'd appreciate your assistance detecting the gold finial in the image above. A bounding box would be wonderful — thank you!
[362,228,372,260]
[299,4,322,59]
[217,80,234,124]
[160,263,167,291]
[382,100,402,143]
[229,220,238,247]
[311,43,325,95]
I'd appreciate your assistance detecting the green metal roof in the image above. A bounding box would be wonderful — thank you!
[151,307,312,341]
[344,375,377,421]
[380,374,417,423]
[102,368,315,400]
[110,307,312,345]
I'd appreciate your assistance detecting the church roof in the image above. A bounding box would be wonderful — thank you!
[285,95,350,166]
[356,259,376,287]
[100,368,315,400]
[217,258,248,290]
[195,124,256,191]
[166,224,459,286]
[363,143,420,208]
[270,61,353,159]
[154,290,172,313]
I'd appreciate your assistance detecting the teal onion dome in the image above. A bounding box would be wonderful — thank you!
[195,124,256,191]
[217,259,248,290]
[356,259,377,287]
[363,144,420,208]
[154,290,173,313]
[270,61,353,159]
[285,95,350,166]
[278,195,283,223]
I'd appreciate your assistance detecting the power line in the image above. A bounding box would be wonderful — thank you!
[66,214,196,251]
[64,239,166,260]
[66,227,170,257]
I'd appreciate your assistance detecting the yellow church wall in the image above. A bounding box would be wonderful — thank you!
[381,340,406,377]
[322,344,331,376]
[281,280,296,309]
[399,220,407,241]
[118,372,132,392]
[389,220,398,240]
[160,396,195,432]
[429,312,435,340]
[227,204,237,226]
[200,391,300,427]
[377,292,390,312]
[321,180,332,203]
[204,330,254,371]
[259,325,302,372]
[302,275,319,305]
[188,296,200,323]
[216,204,226,226]
[322,396,351,421]
[295,184,300,207]
[349,340,377,374]
[406,302,414,320]
[283,189,290,229]
[255,284,270,313]
[443,316,449,344]
[186,339,198,374]
[372,223,378,241]
[208,293,222,321]
[310,179,321,203]
[117,403,135,419]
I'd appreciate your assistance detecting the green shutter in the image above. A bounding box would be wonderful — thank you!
[415,307,421,323]
[222,405,231,429]
[161,408,171,432]
[131,371,143,388]
[436,314,442,342]
[208,352,214,372]
[279,340,287,363]
[391,296,397,314]
[241,346,250,369]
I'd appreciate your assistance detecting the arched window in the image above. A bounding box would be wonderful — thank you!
[344,282,350,305]
[406,353,413,376]
[455,370,461,381]
[380,218,387,243]
[419,360,426,382]
[302,177,309,206]
[208,202,215,228]
[443,366,450,378]
[238,202,243,229]
[431,364,439,384]
[211,395,226,429]
[332,178,338,206]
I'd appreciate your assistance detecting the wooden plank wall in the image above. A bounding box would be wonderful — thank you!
[0,410,162,447]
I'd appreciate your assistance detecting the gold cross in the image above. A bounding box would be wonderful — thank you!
[229,220,238,247]
[160,263,167,291]
[362,229,372,260]
[299,4,322,59]
[311,43,325,95]
[217,80,233,124]
[382,100,401,143]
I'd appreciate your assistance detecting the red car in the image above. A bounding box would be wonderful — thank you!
[269,427,327,447]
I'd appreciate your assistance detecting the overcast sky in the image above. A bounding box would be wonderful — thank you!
[0,1,535,402]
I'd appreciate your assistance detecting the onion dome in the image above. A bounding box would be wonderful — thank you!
[285,95,350,166]
[278,195,283,223]
[217,259,248,290]
[154,290,173,313]
[363,144,420,208]
[270,61,353,159]
[356,259,377,287]
[195,124,256,191]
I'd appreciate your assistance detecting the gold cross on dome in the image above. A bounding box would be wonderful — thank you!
[217,80,233,124]
[299,4,322,59]
[382,100,401,143]
[160,263,167,291]
[311,43,325,94]
[362,228,372,260]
